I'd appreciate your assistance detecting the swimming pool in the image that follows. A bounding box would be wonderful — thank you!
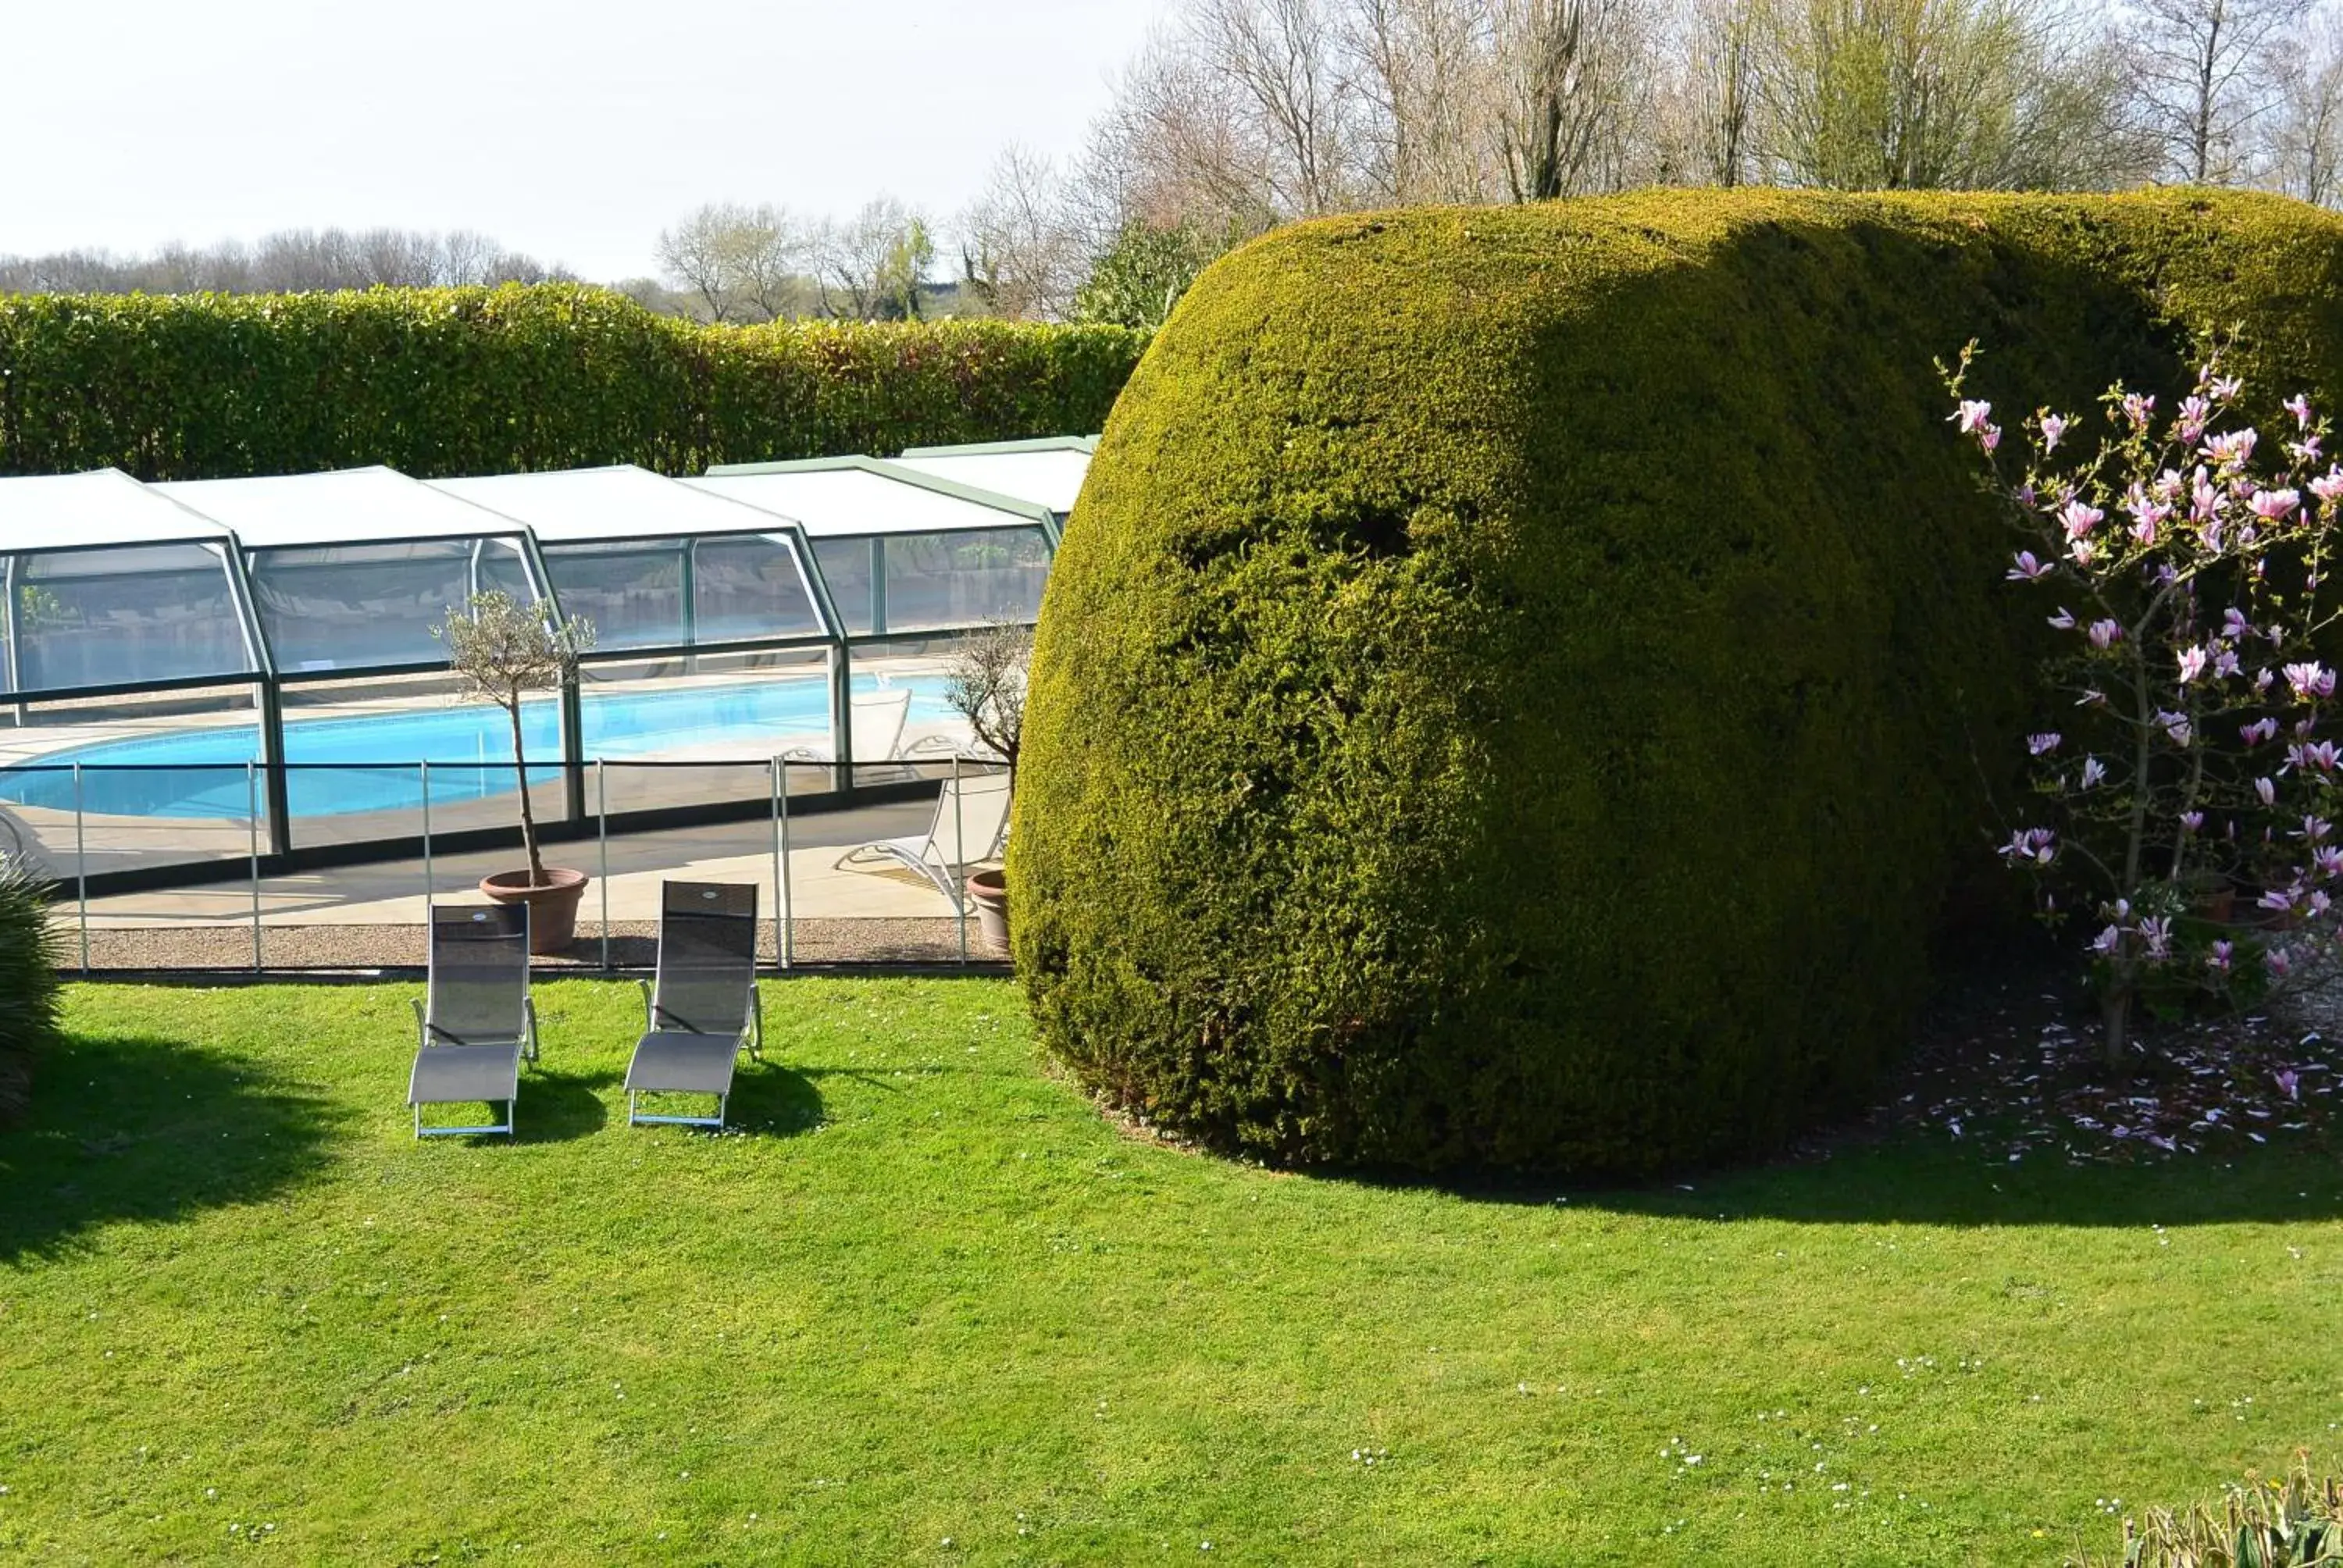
[0,675,954,819]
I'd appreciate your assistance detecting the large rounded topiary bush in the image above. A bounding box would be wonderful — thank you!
[1011,188,2343,1175]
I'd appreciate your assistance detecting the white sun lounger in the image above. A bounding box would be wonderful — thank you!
[834,770,1012,910]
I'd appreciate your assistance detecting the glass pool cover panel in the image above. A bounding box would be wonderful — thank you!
[248,537,537,672]
[7,543,255,694]
[542,535,824,651]
[881,528,1050,632]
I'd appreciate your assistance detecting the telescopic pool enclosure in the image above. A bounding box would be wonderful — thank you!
[0,439,1090,921]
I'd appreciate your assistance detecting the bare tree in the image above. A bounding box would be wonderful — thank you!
[2124,0,2311,183]
[955,146,1087,319]
[813,198,936,320]
[0,228,569,297]
[2263,2,2343,200]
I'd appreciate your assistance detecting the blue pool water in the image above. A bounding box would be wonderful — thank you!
[0,676,953,819]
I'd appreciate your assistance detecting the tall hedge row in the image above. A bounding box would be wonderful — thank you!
[1012,188,2343,1176]
[0,287,1147,479]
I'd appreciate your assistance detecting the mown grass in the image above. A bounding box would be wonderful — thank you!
[1,978,2340,1565]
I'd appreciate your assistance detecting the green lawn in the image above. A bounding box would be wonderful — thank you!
[2,980,2338,1565]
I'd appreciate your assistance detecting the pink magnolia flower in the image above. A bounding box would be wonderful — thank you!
[2317,846,2343,878]
[2261,886,2298,912]
[2179,396,2212,444]
[2000,828,2057,865]
[2256,667,2277,695]
[2039,412,2068,452]
[2313,469,2343,505]
[2249,488,2301,522]
[2284,661,2336,701]
[2070,537,2100,567]
[2277,1068,2302,1099]
[2215,649,2243,679]
[2224,606,2252,639]
[2092,923,2123,955]
[2061,499,2104,539]
[2298,815,2335,842]
[2300,740,2342,773]
[1981,424,2002,454]
[2287,394,2315,429]
[2080,756,2107,789]
[2007,550,2052,581]
[2160,712,2194,746]
[2291,438,2323,464]
[2181,810,2206,832]
[2209,373,2244,402]
[2192,468,2220,520]
[2088,619,2124,650]
[2139,916,2174,961]
[1954,398,1992,433]
[2207,428,2259,469]
[2048,606,2077,629]
[2242,718,2280,747]
[2027,732,2063,755]
[2077,688,2107,707]
[2269,946,2295,978]
[2208,939,2234,973]
[2177,646,2209,682]
[2124,391,2156,426]
[2258,775,2278,806]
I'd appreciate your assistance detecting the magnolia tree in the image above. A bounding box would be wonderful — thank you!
[1946,347,2343,1070]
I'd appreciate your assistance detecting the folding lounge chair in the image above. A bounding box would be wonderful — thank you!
[833,770,1012,910]
[408,903,539,1139]
[624,881,763,1130]
[783,687,910,770]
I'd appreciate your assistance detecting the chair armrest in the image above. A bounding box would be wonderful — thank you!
[523,996,540,1064]
[411,996,426,1050]
[748,982,764,1062]
[637,978,655,1032]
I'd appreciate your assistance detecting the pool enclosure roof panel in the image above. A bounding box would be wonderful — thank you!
[687,460,1051,538]
[898,435,1099,456]
[0,468,237,554]
[155,466,530,548]
[884,448,1093,516]
[429,465,809,545]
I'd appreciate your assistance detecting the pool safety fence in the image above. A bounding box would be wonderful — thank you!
[0,755,1011,975]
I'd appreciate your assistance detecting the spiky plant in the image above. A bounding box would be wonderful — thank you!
[0,850,63,1123]
[2074,1453,2343,1566]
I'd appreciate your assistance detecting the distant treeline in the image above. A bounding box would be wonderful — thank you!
[0,287,1147,479]
[0,226,575,297]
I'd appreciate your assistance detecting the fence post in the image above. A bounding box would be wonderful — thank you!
[779,756,794,969]
[597,760,610,974]
[246,762,262,974]
[953,753,968,966]
[72,762,87,975]
[769,758,786,971]
[421,761,433,926]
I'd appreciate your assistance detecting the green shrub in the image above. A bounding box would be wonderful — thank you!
[1011,187,2343,1174]
[0,287,1147,479]
[0,851,62,1123]
[2070,1455,2343,1566]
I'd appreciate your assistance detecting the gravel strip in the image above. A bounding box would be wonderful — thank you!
[70,918,1007,974]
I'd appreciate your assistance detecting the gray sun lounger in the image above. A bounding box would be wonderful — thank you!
[408,903,539,1139]
[833,769,1012,910]
[624,881,762,1130]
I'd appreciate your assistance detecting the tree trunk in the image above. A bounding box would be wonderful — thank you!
[2102,984,2132,1077]
[508,697,544,886]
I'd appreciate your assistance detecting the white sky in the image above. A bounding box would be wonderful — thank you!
[0,0,1164,282]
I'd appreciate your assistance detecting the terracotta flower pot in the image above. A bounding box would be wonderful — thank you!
[965,867,1009,955]
[479,867,590,954]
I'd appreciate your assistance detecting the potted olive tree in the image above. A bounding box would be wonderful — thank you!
[435,591,596,953]
[942,619,1029,953]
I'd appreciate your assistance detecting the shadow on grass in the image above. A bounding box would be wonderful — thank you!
[512,1067,615,1143]
[1340,1129,2343,1228]
[729,1062,825,1134]
[0,1031,345,1262]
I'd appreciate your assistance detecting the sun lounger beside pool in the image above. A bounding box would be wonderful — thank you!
[834,771,1011,910]
[624,880,762,1130]
[408,903,538,1138]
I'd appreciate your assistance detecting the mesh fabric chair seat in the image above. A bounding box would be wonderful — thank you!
[408,903,538,1138]
[833,769,1011,910]
[625,881,761,1129]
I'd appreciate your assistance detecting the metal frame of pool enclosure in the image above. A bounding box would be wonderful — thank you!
[0,438,1091,897]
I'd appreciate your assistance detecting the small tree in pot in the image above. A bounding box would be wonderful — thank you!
[434,591,597,953]
[942,619,1030,951]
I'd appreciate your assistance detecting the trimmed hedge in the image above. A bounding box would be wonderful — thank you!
[1012,188,2343,1175]
[0,287,1147,479]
